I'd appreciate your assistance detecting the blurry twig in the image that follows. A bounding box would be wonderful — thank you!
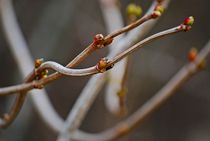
[105,0,170,115]
[0,0,64,131]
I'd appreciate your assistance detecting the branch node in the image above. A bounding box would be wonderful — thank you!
[96,58,113,73]
[93,34,105,48]
[33,81,44,89]
[152,4,164,18]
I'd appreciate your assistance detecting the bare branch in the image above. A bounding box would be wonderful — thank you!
[72,40,210,141]
[0,24,186,96]
[55,1,171,139]
[0,0,162,97]
[56,21,190,141]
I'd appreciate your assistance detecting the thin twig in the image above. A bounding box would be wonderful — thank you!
[0,25,184,96]
[57,0,125,139]
[0,0,160,96]
[72,41,210,141]
[0,22,188,127]
[0,0,155,128]
[57,21,189,141]
[59,0,171,140]
[107,26,182,66]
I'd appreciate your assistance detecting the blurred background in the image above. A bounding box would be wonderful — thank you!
[0,0,210,140]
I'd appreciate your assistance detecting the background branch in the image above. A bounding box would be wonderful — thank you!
[0,0,64,131]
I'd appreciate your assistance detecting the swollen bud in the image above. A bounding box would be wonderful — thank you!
[180,16,195,31]
[184,16,194,26]
[152,4,164,18]
[188,47,197,62]
[152,10,162,18]
[96,58,109,73]
[93,34,105,48]
[126,3,142,17]
[154,5,164,14]
[35,58,44,68]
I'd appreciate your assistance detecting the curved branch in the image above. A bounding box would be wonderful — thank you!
[57,22,187,141]
[72,41,210,141]
[55,1,171,138]
[0,24,185,96]
[57,0,125,139]
[38,61,98,77]
[0,21,187,127]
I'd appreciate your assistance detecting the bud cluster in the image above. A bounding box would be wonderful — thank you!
[34,58,48,80]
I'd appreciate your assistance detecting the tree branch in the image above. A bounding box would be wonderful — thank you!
[0,24,186,96]
[72,40,210,141]
[0,1,158,127]
[0,20,189,128]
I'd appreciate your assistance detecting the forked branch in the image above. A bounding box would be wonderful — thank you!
[0,21,192,96]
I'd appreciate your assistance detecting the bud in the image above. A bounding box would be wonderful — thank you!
[180,16,195,31]
[126,3,142,17]
[35,58,44,68]
[41,69,48,76]
[94,34,104,42]
[152,10,162,18]
[184,16,194,26]
[188,47,197,62]
[93,34,104,48]
[96,58,109,73]
[154,5,164,14]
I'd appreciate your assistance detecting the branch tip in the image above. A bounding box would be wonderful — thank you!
[180,16,195,31]
[184,16,194,26]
